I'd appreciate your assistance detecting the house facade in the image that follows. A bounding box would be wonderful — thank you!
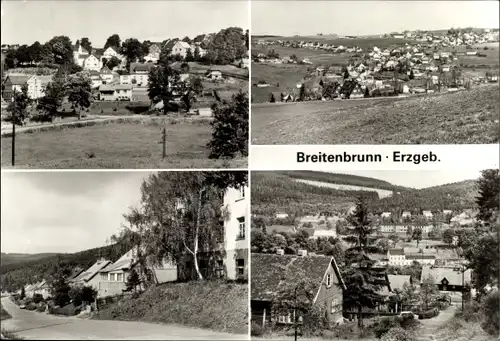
[73,45,90,67]
[144,44,161,63]
[83,55,103,72]
[70,258,113,295]
[171,41,192,58]
[251,253,345,328]
[223,185,249,281]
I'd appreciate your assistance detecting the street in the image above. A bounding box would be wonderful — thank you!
[1,297,248,340]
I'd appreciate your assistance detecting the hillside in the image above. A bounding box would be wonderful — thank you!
[0,253,61,267]
[251,172,380,217]
[370,180,478,212]
[0,243,131,292]
[252,84,500,144]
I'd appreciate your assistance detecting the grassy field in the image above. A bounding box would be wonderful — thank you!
[1,118,247,169]
[251,84,499,144]
[253,36,413,49]
[94,281,248,334]
[1,304,11,321]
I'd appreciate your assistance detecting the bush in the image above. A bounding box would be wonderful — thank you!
[251,321,264,336]
[32,294,44,304]
[26,303,37,311]
[125,105,150,115]
[52,303,80,316]
[373,317,401,338]
[36,305,46,312]
[457,300,481,322]
[380,326,416,341]
[418,308,439,319]
[481,290,499,336]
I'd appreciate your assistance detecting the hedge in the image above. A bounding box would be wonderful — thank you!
[418,308,439,319]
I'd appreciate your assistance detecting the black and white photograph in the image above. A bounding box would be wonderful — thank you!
[1,1,249,169]
[1,171,249,340]
[251,1,499,145]
[250,169,499,341]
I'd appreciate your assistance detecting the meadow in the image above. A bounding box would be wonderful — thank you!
[1,118,246,169]
[251,84,499,145]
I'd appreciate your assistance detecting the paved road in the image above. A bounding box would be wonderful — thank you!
[1,297,248,340]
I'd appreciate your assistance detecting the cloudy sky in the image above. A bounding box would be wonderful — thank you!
[1,171,152,254]
[253,1,499,36]
[1,0,249,46]
[329,169,489,189]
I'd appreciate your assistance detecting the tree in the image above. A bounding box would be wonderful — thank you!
[180,89,196,113]
[207,91,249,159]
[7,84,31,125]
[147,64,182,114]
[46,35,74,65]
[180,62,190,73]
[51,277,71,307]
[205,27,246,64]
[193,46,202,61]
[343,198,388,328]
[37,79,66,121]
[476,169,500,225]
[126,269,141,293]
[106,56,121,70]
[20,286,26,299]
[185,48,194,62]
[66,73,92,120]
[298,84,306,101]
[419,274,438,310]
[79,37,92,54]
[69,285,97,307]
[122,38,148,67]
[409,69,415,80]
[104,34,121,50]
[28,41,44,64]
[411,227,423,248]
[190,77,204,96]
[400,281,419,306]
[343,68,350,79]
[270,93,276,103]
[121,172,247,280]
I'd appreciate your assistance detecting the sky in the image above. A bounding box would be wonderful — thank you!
[252,1,499,36]
[1,171,152,254]
[329,170,489,189]
[1,0,249,46]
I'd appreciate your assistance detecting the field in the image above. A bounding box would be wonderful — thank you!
[253,36,413,49]
[94,280,248,334]
[1,118,247,169]
[251,84,499,144]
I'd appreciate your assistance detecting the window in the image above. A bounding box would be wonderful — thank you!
[238,187,245,199]
[100,273,107,281]
[331,299,338,313]
[117,273,123,282]
[110,273,116,282]
[326,274,332,287]
[236,259,245,277]
[237,217,245,240]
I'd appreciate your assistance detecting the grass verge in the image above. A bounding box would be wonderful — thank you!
[0,305,11,321]
[1,329,23,340]
[93,280,248,334]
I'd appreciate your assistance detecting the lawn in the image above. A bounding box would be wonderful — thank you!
[94,280,248,334]
[1,118,247,169]
[251,84,499,144]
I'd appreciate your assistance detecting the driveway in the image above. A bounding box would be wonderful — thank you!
[1,297,248,340]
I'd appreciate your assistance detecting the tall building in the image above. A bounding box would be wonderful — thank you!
[223,185,249,281]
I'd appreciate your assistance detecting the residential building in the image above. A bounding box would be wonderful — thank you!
[129,63,154,75]
[101,47,126,69]
[83,55,103,71]
[388,275,412,292]
[131,88,150,102]
[421,266,472,292]
[3,75,30,101]
[423,211,433,219]
[251,253,345,328]
[406,254,436,266]
[171,41,192,58]
[73,44,90,67]
[401,211,411,218]
[98,248,177,298]
[310,229,337,239]
[27,75,52,99]
[120,75,132,85]
[223,185,249,281]
[206,70,223,80]
[70,259,112,294]
[144,44,161,63]
[89,71,103,89]
[380,225,395,233]
[115,84,132,101]
[100,66,114,83]
[98,84,116,101]
[388,249,406,266]
[275,212,289,219]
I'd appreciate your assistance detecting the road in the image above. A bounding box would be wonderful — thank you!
[1,297,248,340]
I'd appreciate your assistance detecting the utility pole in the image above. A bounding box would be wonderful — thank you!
[11,90,16,166]
[294,286,298,341]
[160,127,166,159]
[461,265,465,311]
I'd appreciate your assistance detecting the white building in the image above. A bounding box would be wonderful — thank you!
[83,55,103,72]
[223,185,249,281]
[275,212,289,219]
[171,41,192,58]
[310,229,337,239]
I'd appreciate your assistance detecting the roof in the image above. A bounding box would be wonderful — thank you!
[100,65,112,74]
[72,259,112,283]
[406,254,436,260]
[115,84,132,90]
[251,253,345,302]
[99,84,115,92]
[100,258,134,273]
[36,75,53,86]
[6,75,30,85]
[174,41,191,49]
[388,248,405,256]
[388,275,411,291]
[421,266,472,286]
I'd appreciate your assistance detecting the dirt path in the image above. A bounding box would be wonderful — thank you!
[416,306,458,341]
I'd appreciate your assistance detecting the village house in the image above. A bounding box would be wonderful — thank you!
[310,229,337,239]
[89,71,103,88]
[100,65,114,83]
[206,69,223,80]
[421,266,472,292]
[83,54,103,72]
[3,75,52,101]
[422,211,433,219]
[388,249,406,266]
[144,43,161,63]
[69,258,113,294]
[98,84,116,101]
[115,84,132,101]
[251,252,346,328]
[388,248,436,266]
[171,41,192,58]
[131,87,150,102]
[3,75,30,101]
[97,248,178,298]
[73,44,90,67]
[388,275,412,292]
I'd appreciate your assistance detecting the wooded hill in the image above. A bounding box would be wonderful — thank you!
[0,243,130,293]
[252,171,478,219]
[1,253,60,267]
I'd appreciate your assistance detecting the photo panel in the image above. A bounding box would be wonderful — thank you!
[1,0,249,169]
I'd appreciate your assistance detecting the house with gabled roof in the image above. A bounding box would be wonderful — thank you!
[421,266,472,292]
[251,252,346,328]
[70,258,113,294]
[171,41,192,58]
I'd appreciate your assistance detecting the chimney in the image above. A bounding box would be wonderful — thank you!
[276,249,285,256]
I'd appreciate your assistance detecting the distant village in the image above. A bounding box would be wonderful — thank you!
[253,28,499,102]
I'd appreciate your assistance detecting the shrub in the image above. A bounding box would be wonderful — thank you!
[125,105,150,115]
[113,108,117,112]
[251,321,264,336]
[457,300,481,322]
[481,290,499,336]
[373,316,401,338]
[380,326,417,341]
[36,305,46,312]
[418,308,439,319]
[32,294,44,304]
[26,303,37,311]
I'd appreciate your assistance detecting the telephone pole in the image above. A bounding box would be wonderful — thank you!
[11,90,16,166]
